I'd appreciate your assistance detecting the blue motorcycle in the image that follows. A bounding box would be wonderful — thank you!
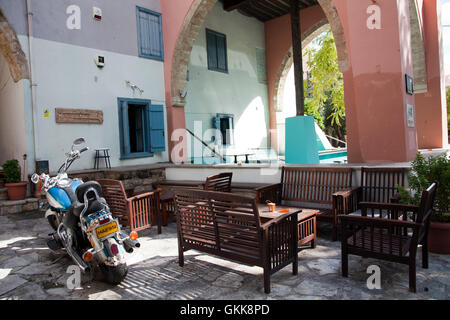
[31,138,139,284]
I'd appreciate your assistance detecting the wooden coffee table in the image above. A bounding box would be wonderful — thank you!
[258,204,317,250]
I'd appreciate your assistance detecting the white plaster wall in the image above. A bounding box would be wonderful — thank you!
[29,37,168,172]
[185,2,270,160]
[166,166,282,184]
[0,50,28,177]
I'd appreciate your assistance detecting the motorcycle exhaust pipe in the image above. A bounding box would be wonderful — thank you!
[122,241,133,253]
[123,237,140,250]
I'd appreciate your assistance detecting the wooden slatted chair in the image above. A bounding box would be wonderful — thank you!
[174,189,298,294]
[340,182,437,292]
[97,179,161,233]
[157,172,233,226]
[204,172,233,192]
[334,167,408,219]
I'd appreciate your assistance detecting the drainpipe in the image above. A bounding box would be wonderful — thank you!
[25,0,38,175]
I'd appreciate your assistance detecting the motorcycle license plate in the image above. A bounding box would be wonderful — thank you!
[95,221,118,239]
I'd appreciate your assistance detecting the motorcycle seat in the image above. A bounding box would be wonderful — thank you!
[72,197,107,217]
[76,181,102,203]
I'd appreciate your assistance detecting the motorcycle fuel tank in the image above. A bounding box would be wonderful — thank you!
[47,179,83,210]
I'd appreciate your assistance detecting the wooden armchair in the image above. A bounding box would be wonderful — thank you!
[204,172,233,192]
[97,179,161,233]
[156,172,233,227]
[334,167,408,217]
[339,182,437,292]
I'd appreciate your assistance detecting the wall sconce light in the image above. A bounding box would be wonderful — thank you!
[125,80,144,94]
[179,89,187,98]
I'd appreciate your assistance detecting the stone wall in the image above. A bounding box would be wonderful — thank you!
[67,166,166,196]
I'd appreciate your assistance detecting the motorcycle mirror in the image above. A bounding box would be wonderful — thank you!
[71,138,85,151]
[31,173,40,184]
[73,138,85,146]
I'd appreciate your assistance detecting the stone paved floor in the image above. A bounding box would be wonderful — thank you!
[0,210,449,300]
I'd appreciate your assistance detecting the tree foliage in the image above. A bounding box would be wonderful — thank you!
[447,87,450,131]
[304,29,346,143]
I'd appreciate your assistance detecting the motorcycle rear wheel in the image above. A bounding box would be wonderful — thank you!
[99,262,128,285]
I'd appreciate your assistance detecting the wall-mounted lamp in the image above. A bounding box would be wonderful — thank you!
[179,89,187,98]
[125,80,144,94]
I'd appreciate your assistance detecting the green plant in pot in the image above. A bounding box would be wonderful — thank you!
[397,152,450,254]
[2,159,28,201]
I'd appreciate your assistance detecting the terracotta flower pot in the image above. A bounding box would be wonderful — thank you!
[428,221,450,254]
[5,181,28,201]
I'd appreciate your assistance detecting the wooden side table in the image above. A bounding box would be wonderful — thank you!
[258,205,317,250]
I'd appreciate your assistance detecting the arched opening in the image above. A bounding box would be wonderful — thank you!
[275,24,347,160]
[170,0,217,107]
[168,0,349,163]
[273,20,329,114]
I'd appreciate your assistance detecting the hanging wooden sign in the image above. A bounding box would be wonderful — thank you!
[55,108,103,124]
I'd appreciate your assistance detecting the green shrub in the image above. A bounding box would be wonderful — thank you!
[397,152,450,222]
[447,88,450,131]
[2,159,21,183]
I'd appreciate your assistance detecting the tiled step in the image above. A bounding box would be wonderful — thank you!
[0,198,40,215]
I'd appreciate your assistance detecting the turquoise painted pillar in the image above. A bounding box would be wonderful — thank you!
[285,116,319,164]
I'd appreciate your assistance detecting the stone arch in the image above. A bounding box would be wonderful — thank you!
[171,0,349,108]
[317,0,348,73]
[0,8,29,82]
[170,0,217,107]
[273,19,329,112]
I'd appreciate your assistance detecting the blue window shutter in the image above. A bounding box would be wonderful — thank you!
[206,30,218,70]
[148,105,165,152]
[137,7,164,61]
[119,100,131,156]
[216,34,227,71]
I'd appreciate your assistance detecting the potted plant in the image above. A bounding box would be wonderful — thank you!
[397,152,450,254]
[2,159,28,201]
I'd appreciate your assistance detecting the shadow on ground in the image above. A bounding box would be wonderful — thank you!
[0,212,449,300]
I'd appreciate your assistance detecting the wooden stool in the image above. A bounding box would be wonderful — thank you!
[94,148,111,169]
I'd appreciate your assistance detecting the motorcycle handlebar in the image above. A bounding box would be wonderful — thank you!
[79,147,89,154]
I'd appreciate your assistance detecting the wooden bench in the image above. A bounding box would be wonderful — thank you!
[340,182,437,292]
[173,189,299,294]
[255,166,353,241]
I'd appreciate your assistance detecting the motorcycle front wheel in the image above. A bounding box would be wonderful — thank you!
[99,262,128,285]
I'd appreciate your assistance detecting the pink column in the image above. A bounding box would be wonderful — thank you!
[415,0,448,149]
[161,0,193,162]
[334,0,418,163]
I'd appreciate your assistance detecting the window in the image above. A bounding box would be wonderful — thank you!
[118,98,166,159]
[214,114,234,146]
[206,29,228,73]
[137,7,164,61]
